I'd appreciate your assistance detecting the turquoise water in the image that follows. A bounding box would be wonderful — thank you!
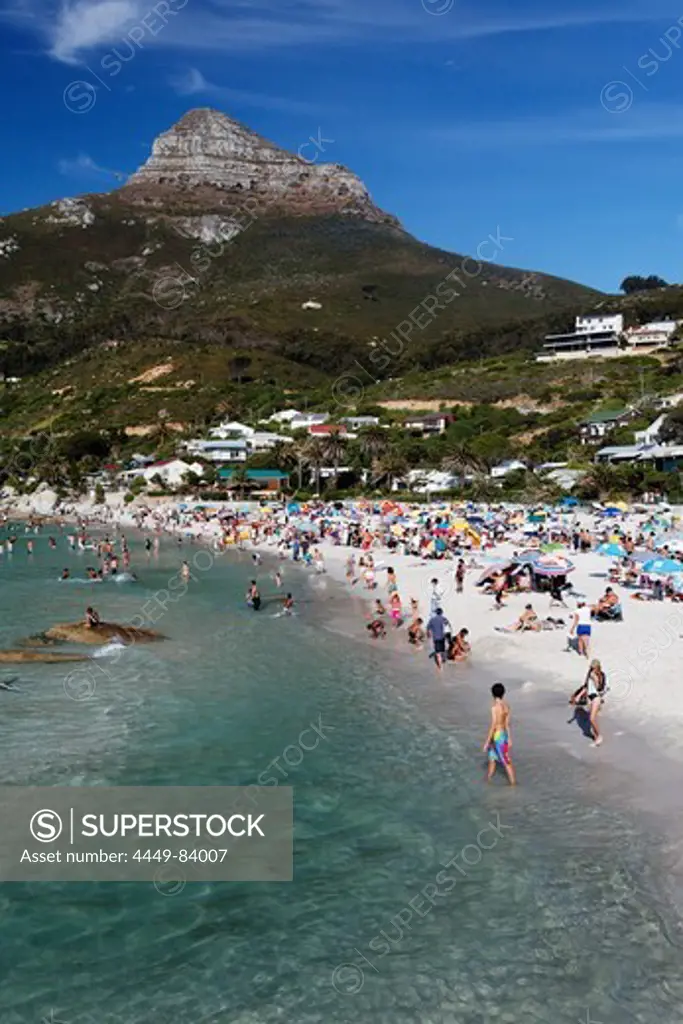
[0,527,682,1023]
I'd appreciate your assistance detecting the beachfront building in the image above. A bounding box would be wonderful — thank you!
[579,408,634,443]
[217,468,290,492]
[404,413,455,436]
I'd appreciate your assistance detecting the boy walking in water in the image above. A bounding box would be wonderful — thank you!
[483,683,516,785]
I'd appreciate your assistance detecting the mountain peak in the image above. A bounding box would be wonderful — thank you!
[124,108,395,224]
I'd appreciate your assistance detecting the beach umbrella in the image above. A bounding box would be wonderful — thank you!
[475,561,513,586]
[518,549,543,561]
[642,557,683,575]
[534,562,575,577]
[597,541,626,557]
[559,496,579,507]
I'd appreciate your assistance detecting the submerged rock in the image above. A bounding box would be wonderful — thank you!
[0,650,89,663]
[43,622,166,645]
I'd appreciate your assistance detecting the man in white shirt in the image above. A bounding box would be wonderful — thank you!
[570,600,592,657]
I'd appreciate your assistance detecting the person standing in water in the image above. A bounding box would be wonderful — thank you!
[483,683,516,785]
[569,658,606,747]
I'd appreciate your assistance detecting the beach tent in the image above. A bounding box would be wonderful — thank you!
[559,496,579,507]
[287,502,301,514]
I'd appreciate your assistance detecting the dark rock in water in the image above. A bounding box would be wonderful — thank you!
[0,650,89,663]
[44,622,166,645]
[20,633,61,648]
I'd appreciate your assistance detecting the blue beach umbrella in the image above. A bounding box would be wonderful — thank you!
[642,558,683,575]
[597,542,626,557]
[559,496,579,507]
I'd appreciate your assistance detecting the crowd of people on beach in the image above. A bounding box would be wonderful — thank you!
[2,494,682,786]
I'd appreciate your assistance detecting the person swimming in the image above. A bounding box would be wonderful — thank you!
[283,593,295,615]
[246,580,261,611]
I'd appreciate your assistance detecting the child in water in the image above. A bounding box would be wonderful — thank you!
[483,683,516,785]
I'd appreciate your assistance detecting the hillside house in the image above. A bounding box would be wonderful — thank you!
[596,443,683,471]
[491,459,527,479]
[122,459,205,487]
[308,424,349,437]
[537,314,624,361]
[579,408,634,443]
[340,415,381,429]
[634,414,667,446]
[404,413,455,436]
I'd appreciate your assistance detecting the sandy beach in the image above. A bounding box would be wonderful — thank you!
[4,487,683,746]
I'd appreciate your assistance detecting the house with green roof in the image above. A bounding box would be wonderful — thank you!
[579,408,635,444]
[218,468,289,491]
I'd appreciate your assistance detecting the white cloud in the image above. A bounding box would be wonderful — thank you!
[8,0,673,63]
[169,66,319,113]
[49,0,141,63]
[58,152,125,180]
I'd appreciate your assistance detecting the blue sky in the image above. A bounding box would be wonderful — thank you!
[2,0,683,291]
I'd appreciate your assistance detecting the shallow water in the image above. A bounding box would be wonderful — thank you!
[0,527,681,1023]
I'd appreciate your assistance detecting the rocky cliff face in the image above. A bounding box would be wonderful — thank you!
[124,108,395,224]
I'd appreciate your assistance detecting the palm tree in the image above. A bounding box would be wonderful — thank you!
[441,441,485,484]
[319,429,347,490]
[357,425,389,466]
[582,462,621,501]
[230,466,249,500]
[302,438,327,494]
[270,440,305,492]
[374,446,408,492]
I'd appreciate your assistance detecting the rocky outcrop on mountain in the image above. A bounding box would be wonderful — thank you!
[124,108,396,224]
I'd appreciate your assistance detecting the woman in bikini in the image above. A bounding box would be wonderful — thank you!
[569,659,607,746]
